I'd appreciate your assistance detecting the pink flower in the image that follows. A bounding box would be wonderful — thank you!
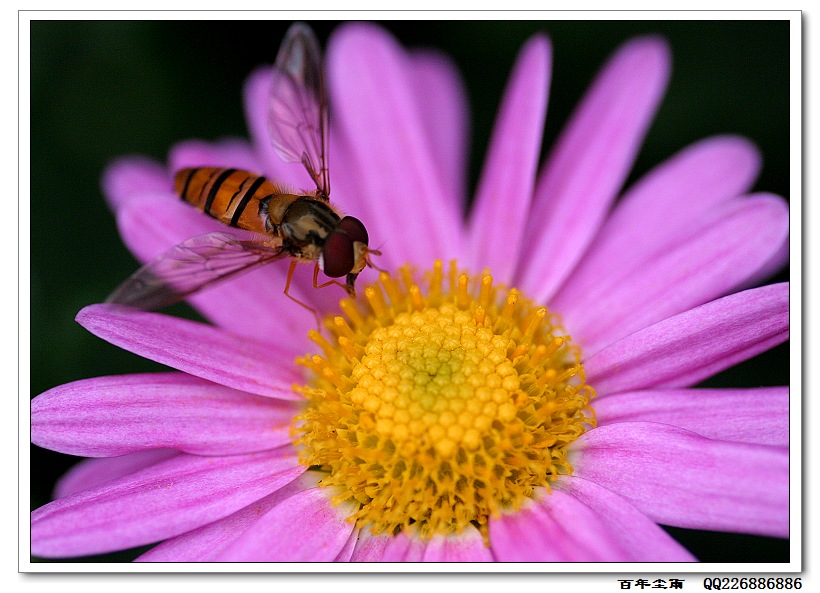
[31,22,789,562]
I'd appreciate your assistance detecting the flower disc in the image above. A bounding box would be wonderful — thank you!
[294,261,595,541]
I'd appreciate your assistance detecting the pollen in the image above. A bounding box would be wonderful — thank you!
[292,260,596,543]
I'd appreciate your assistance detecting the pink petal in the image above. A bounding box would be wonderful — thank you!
[468,35,551,283]
[584,282,789,393]
[32,372,298,457]
[101,156,172,213]
[552,135,762,307]
[115,193,316,344]
[167,138,262,174]
[31,448,304,558]
[355,527,497,562]
[594,387,789,447]
[565,193,790,354]
[349,527,392,562]
[351,525,488,562]
[740,232,790,290]
[570,422,789,537]
[489,488,635,561]
[54,450,180,499]
[408,49,470,206]
[216,487,357,561]
[553,476,697,561]
[374,530,427,561]
[420,527,493,562]
[75,304,305,400]
[137,491,283,562]
[358,528,492,562]
[517,36,671,303]
[334,529,360,562]
[136,472,317,562]
[327,22,465,269]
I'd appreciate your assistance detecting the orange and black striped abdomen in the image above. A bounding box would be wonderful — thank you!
[175,167,279,236]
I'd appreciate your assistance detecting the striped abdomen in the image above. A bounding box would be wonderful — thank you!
[175,167,284,236]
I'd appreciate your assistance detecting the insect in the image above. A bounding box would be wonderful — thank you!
[106,23,380,314]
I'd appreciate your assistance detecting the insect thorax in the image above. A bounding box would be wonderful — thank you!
[272,196,341,258]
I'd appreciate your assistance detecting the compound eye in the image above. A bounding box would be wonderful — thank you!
[321,231,354,278]
[338,216,369,245]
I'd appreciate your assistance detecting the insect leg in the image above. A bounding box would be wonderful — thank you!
[283,259,322,328]
[311,261,349,293]
[365,248,386,273]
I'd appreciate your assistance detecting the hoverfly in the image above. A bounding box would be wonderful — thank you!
[106,23,380,314]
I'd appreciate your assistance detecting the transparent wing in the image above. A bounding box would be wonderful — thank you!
[268,22,330,199]
[106,232,287,311]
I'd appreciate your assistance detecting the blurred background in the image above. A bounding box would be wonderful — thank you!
[28,19,791,562]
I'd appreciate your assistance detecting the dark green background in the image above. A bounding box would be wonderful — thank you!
[29,19,792,563]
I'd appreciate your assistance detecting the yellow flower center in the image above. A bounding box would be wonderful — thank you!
[293,261,595,543]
